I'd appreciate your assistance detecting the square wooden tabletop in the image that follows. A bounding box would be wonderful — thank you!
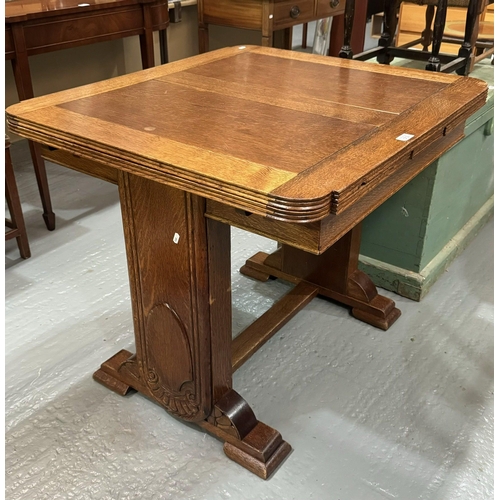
[6,46,487,222]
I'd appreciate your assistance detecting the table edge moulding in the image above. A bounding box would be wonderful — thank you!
[6,46,488,479]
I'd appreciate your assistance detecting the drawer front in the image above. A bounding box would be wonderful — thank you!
[273,0,315,30]
[316,0,346,19]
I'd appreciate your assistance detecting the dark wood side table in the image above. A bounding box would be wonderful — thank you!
[198,0,366,55]
[5,0,170,230]
[6,46,487,479]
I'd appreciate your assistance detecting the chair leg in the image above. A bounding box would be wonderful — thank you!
[302,23,308,48]
[5,142,31,259]
[376,0,399,65]
[456,0,481,75]
[28,140,56,231]
[339,0,355,58]
[421,5,435,51]
[426,0,448,71]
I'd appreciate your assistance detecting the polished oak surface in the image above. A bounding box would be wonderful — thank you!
[7,46,487,223]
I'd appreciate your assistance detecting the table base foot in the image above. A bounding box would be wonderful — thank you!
[224,440,292,480]
[352,305,401,330]
[200,389,292,479]
[93,352,292,478]
[240,250,401,331]
[239,263,273,282]
[240,249,282,282]
[93,349,139,396]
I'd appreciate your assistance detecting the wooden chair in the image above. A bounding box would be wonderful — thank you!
[340,0,493,75]
[5,137,31,259]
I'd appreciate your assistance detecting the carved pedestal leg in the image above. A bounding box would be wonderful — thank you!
[240,224,401,330]
[93,172,290,478]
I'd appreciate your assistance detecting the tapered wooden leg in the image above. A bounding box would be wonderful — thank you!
[93,172,290,477]
[240,224,401,330]
[302,23,308,48]
[139,4,155,69]
[11,25,55,231]
[198,24,209,53]
[28,141,55,230]
[5,140,31,259]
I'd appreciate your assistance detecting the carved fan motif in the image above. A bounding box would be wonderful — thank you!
[147,369,200,418]
[144,303,200,419]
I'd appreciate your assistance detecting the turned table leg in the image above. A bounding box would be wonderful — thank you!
[425,0,448,72]
[376,0,399,65]
[338,0,356,58]
[93,172,290,478]
[456,0,481,76]
[240,223,401,330]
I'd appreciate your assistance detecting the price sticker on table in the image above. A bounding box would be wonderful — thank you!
[396,133,415,142]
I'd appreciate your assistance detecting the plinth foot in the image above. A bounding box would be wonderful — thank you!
[200,389,292,479]
[239,263,272,282]
[240,249,401,331]
[224,437,292,480]
[93,349,138,396]
[352,305,401,331]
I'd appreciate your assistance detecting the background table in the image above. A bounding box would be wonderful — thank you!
[5,0,170,229]
[197,0,367,55]
[6,46,487,478]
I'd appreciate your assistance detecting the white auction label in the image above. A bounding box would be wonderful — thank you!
[173,233,180,244]
[396,133,415,141]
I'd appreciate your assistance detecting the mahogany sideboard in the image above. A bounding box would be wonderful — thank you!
[5,0,170,230]
[198,0,368,56]
[6,46,487,479]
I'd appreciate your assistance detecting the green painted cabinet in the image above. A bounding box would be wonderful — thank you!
[359,61,494,300]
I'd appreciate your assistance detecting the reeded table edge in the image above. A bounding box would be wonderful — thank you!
[6,115,334,223]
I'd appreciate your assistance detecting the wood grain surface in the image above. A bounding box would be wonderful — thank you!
[7,45,488,223]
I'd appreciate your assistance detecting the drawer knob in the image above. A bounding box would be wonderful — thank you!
[330,0,340,7]
[290,5,301,18]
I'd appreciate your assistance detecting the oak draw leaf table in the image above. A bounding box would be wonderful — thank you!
[6,46,487,479]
